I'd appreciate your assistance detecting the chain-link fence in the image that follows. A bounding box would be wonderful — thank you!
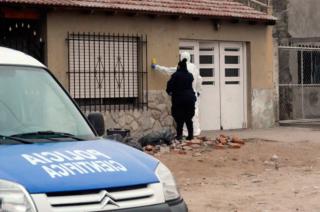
[279,45,320,122]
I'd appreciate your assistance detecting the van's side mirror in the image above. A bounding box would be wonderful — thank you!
[87,112,105,136]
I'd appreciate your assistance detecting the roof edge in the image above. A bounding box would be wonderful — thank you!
[1,2,276,24]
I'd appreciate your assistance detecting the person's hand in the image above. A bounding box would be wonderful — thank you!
[151,58,157,70]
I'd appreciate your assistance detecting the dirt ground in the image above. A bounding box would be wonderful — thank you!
[157,139,320,212]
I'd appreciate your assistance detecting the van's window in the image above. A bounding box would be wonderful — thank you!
[0,66,95,138]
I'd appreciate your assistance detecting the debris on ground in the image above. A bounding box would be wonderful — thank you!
[271,154,279,162]
[264,154,280,170]
[214,135,245,149]
[104,133,143,151]
[104,128,245,156]
[138,128,175,146]
[142,134,246,155]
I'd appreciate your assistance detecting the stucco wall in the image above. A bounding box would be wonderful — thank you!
[46,11,274,90]
[46,10,275,131]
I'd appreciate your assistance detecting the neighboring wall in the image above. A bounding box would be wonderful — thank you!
[273,0,320,51]
[46,11,275,134]
[274,0,320,121]
[272,0,290,43]
[287,0,320,38]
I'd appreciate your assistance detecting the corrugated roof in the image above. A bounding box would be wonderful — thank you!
[1,0,276,22]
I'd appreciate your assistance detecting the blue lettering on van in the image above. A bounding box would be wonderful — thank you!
[21,149,128,178]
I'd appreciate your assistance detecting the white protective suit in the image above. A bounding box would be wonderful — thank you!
[153,52,202,136]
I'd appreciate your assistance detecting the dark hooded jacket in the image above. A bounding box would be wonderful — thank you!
[166,60,196,119]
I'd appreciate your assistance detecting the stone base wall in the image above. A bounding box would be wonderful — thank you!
[252,88,276,128]
[101,89,277,136]
[103,90,174,137]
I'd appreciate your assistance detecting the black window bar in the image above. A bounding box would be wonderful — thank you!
[67,32,148,112]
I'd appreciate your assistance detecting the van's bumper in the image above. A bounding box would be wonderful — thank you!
[112,198,188,212]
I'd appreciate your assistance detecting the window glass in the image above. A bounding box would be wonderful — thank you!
[180,46,194,50]
[200,68,214,77]
[180,54,194,63]
[200,48,214,51]
[225,68,239,77]
[225,48,240,52]
[298,51,320,84]
[200,55,213,64]
[225,56,239,64]
[202,81,215,85]
[225,81,240,85]
[0,66,94,138]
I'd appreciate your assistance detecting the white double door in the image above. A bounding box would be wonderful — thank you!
[179,41,247,130]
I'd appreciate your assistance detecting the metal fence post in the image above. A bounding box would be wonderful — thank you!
[301,49,305,119]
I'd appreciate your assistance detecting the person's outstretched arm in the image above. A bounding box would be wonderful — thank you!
[153,64,176,75]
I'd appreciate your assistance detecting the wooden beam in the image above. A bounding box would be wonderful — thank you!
[1,8,41,19]
[248,20,257,25]
[105,10,117,16]
[126,12,137,17]
[80,9,95,15]
[170,15,182,20]
[230,19,240,24]
[192,17,200,21]
[147,13,159,19]
[266,20,276,25]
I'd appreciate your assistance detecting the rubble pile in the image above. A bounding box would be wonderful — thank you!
[143,134,246,155]
[104,128,245,155]
[213,135,245,149]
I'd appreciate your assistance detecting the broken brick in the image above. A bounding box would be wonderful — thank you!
[220,134,227,138]
[192,152,202,157]
[190,139,202,145]
[197,136,208,141]
[205,140,215,145]
[218,137,228,145]
[145,150,154,155]
[231,136,245,145]
[214,143,226,150]
[183,146,193,151]
[178,149,187,155]
[145,145,155,152]
[228,143,241,149]
[191,144,201,148]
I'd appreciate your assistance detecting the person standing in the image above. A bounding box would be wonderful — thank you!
[166,59,196,140]
[152,51,202,136]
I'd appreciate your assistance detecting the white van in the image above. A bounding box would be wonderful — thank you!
[0,47,188,212]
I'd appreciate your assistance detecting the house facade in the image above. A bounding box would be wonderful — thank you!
[0,0,276,136]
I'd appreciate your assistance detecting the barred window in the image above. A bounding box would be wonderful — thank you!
[67,33,148,112]
[298,51,320,84]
